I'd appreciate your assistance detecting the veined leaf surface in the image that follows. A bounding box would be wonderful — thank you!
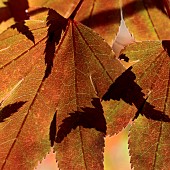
[122,0,170,40]
[123,41,170,169]
[0,9,125,170]
[75,0,121,46]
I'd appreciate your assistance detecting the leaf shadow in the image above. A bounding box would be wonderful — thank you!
[43,9,68,79]
[162,40,170,56]
[0,0,29,24]
[0,0,167,31]
[49,112,56,147]
[0,101,26,122]
[102,66,170,122]
[146,0,170,17]
[79,0,169,29]
[49,98,106,145]
[0,7,11,24]
[11,21,35,43]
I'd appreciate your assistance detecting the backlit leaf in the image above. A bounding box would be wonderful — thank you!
[28,0,122,46]
[102,67,142,135]
[103,39,170,137]
[122,41,170,169]
[75,0,121,46]
[0,19,54,169]
[129,115,170,170]
[122,0,170,40]
[0,8,125,170]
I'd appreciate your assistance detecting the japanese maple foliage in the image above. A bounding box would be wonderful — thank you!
[0,0,169,170]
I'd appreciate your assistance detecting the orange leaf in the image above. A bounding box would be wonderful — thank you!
[122,0,170,40]
[0,8,125,169]
[122,41,170,169]
[28,0,122,46]
[103,40,170,137]
[75,0,121,46]
[129,115,170,169]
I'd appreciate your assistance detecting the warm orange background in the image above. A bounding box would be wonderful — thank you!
[104,125,131,170]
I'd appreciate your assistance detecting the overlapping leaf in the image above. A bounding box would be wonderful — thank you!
[0,1,169,170]
[120,41,170,169]
[29,0,122,46]
[74,0,121,46]
[102,40,170,168]
[102,69,140,135]
[0,0,79,33]
[0,8,125,170]
[102,0,170,136]
[122,0,170,40]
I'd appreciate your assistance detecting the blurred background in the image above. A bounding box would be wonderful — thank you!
[104,125,131,170]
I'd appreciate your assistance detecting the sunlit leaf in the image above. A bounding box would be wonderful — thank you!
[129,115,170,169]
[103,40,170,137]
[122,0,170,40]
[28,0,122,46]
[0,8,125,169]
[102,68,141,135]
[122,41,170,169]
[75,0,121,46]
[1,1,169,169]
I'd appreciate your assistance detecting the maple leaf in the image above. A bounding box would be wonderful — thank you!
[102,68,143,135]
[118,40,170,169]
[152,0,170,17]
[102,40,170,135]
[0,7,125,169]
[122,0,170,40]
[74,0,121,46]
[101,0,170,136]
[0,0,78,33]
[129,115,170,170]
[28,0,122,46]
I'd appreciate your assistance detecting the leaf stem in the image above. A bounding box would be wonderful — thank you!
[69,0,84,20]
